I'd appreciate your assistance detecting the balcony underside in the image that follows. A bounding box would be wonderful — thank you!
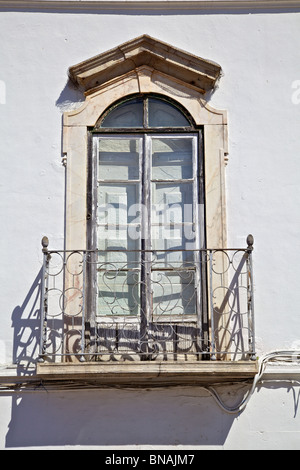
[36,361,258,387]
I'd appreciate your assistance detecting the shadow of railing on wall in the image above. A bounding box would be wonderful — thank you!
[11,268,43,375]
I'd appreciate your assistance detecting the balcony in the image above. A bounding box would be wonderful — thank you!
[37,236,257,385]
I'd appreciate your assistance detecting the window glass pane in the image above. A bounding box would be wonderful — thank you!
[151,176,196,269]
[152,228,196,265]
[97,226,140,264]
[152,138,193,180]
[100,98,144,128]
[152,270,196,316]
[97,182,141,269]
[98,269,140,316]
[99,138,140,180]
[148,97,190,127]
[97,226,141,316]
[98,183,140,224]
[152,182,193,224]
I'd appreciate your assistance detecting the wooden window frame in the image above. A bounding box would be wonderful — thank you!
[85,96,209,358]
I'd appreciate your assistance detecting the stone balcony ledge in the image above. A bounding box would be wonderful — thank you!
[36,361,259,387]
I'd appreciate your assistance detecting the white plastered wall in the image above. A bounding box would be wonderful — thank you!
[0,6,300,450]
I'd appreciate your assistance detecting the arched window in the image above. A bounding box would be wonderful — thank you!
[97,95,191,129]
[87,94,207,358]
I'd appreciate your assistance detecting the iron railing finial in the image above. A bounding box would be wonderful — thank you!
[41,236,49,253]
[247,234,254,252]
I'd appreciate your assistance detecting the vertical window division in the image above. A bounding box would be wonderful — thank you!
[98,95,191,130]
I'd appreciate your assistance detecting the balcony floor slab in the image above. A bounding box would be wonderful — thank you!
[36,361,258,387]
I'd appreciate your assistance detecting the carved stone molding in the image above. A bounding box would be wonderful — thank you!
[68,35,222,95]
[1,0,300,10]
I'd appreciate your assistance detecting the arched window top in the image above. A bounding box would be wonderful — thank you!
[100,97,144,128]
[96,95,192,130]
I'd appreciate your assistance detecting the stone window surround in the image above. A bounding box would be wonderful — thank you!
[62,35,228,253]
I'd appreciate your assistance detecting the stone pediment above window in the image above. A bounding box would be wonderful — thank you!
[68,34,222,95]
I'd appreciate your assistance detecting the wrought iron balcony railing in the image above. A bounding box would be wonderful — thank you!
[38,236,255,363]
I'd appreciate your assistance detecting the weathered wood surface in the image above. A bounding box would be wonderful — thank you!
[37,360,259,386]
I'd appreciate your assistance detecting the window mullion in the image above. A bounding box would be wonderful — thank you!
[143,96,148,129]
[142,134,151,249]
[140,134,152,357]
[192,135,202,327]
